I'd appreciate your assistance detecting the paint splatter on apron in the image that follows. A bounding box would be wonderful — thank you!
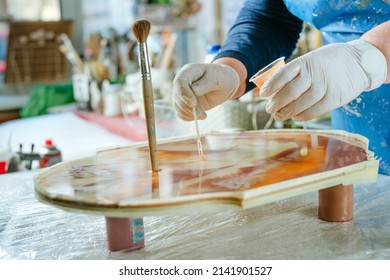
[284,0,390,174]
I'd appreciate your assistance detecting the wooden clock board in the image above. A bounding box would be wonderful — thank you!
[34,129,379,251]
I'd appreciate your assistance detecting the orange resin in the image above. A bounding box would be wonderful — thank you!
[34,130,375,212]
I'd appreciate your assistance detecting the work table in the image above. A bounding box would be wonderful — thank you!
[0,95,29,123]
[1,170,389,259]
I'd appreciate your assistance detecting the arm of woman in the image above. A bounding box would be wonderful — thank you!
[361,20,390,83]
[260,20,389,122]
[172,0,303,121]
[214,0,303,97]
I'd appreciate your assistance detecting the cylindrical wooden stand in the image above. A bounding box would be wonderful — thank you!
[318,184,354,222]
[105,217,145,251]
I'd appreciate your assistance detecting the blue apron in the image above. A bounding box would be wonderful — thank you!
[283,0,390,174]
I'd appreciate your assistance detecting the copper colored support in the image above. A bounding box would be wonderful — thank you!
[105,217,145,251]
[318,184,354,222]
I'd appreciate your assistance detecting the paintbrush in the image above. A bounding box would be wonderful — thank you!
[59,33,84,73]
[159,32,177,70]
[132,19,158,172]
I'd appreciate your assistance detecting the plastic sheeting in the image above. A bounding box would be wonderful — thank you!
[1,170,390,260]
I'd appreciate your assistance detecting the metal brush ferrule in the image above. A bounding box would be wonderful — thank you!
[138,42,152,80]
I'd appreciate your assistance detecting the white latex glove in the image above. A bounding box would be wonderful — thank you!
[260,39,387,121]
[173,63,239,121]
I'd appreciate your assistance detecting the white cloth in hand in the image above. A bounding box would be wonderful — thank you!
[173,63,239,121]
[259,39,387,121]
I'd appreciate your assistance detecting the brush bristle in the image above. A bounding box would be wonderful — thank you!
[132,19,151,43]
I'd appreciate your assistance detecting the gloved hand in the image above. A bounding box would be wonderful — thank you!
[173,63,239,121]
[260,39,387,121]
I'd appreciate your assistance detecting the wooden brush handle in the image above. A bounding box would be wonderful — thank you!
[142,79,158,172]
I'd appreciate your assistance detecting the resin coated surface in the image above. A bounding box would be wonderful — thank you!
[34,130,379,216]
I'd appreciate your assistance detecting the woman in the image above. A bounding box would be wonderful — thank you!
[173,0,390,174]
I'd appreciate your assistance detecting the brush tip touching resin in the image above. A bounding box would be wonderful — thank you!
[131,19,151,43]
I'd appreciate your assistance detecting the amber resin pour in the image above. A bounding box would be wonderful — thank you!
[34,130,377,212]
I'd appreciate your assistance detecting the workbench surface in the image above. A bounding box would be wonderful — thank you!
[1,170,389,260]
